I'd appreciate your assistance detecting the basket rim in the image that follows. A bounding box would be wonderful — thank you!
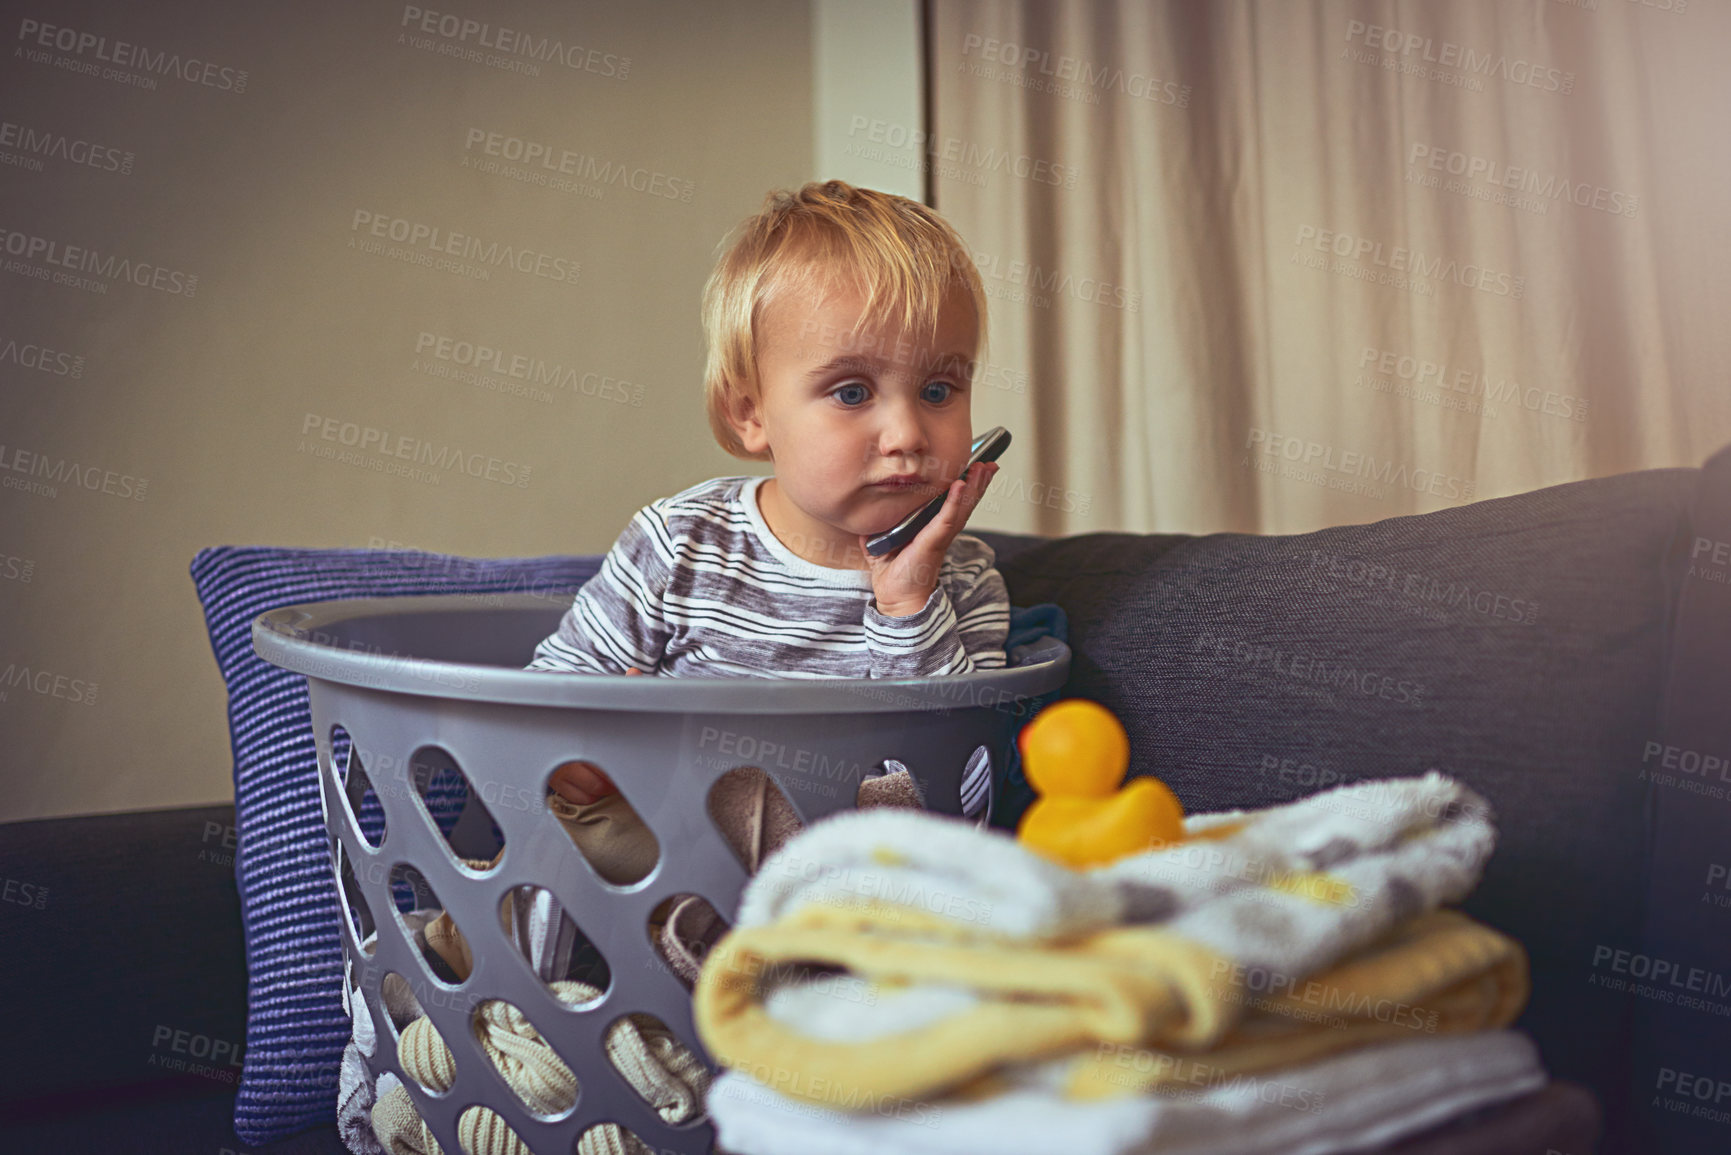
[252,593,1070,714]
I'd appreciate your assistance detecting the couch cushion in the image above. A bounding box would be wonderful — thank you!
[982,465,1702,1140]
[189,548,599,1144]
[1631,444,1731,1154]
[0,805,249,1110]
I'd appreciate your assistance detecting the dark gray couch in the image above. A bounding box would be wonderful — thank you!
[7,448,1727,1154]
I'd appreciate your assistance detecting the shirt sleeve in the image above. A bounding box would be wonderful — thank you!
[861,535,1012,679]
[526,504,675,674]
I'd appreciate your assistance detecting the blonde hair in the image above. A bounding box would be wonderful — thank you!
[702,180,989,461]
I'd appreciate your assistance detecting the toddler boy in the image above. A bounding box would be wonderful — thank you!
[531,180,1011,804]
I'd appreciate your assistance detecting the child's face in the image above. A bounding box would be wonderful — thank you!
[733,278,979,568]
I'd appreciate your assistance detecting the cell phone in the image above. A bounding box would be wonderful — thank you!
[864,426,1012,557]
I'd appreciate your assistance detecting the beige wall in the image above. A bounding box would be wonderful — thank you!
[0,0,819,822]
[813,0,924,200]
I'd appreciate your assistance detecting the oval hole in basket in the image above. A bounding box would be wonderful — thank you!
[393,991,461,1099]
[577,1122,656,1154]
[336,850,378,957]
[855,758,928,810]
[960,745,993,822]
[374,970,428,1053]
[496,884,611,1006]
[545,760,660,886]
[469,996,581,1119]
[601,1012,711,1126]
[705,765,805,874]
[387,863,476,986]
[331,725,386,849]
[406,745,505,870]
[456,1105,531,1147]
[646,893,731,991]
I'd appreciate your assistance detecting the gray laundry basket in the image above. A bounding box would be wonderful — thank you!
[252,593,1070,1155]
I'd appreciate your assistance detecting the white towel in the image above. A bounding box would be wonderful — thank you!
[706,1030,1547,1155]
[1144,775,1497,985]
[735,774,1493,979]
[1099,772,1492,923]
[737,805,1125,940]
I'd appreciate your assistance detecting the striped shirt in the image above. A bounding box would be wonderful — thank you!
[528,475,1011,679]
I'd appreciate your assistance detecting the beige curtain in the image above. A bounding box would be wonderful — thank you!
[931,0,1731,535]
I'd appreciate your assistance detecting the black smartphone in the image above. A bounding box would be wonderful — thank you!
[864,426,1012,557]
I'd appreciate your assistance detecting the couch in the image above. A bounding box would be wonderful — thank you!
[6,447,1727,1154]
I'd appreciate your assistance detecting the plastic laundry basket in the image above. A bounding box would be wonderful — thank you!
[252,593,1070,1155]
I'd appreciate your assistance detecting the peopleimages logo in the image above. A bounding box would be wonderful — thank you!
[299,412,532,488]
[413,331,644,406]
[0,118,134,175]
[15,17,249,92]
[843,116,1079,189]
[399,6,629,79]
[1294,225,1524,299]
[959,33,1190,107]
[0,442,148,501]
[461,128,694,202]
[1246,427,1476,502]
[0,334,85,377]
[1343,19,1574,94]
[1358,346,1587,422]
[0,660,99,706]
[970,249,1140,312]
[349,210,580,285]
[1407,144,1637,218]
[0,226,198,296]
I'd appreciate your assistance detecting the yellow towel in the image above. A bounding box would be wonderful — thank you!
[694,904,1526,1108]
[694,900,1228,1105]
[1061,908,1528,1100]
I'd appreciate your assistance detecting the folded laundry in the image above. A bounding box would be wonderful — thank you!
[696,901,1524,1111]
[705,1030,1549,1155]
[696,774,1505,1106]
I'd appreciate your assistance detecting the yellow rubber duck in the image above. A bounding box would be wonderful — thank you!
[1015,699,1184,870]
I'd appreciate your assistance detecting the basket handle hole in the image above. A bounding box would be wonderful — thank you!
[706,766,805,875]
[335,850,377,957]
[600,1012,711,1129]
[497,884,612,1001]
[646,893,731,991]
[544,760,661,886]
[406,745,507,870]
[330,725,385,849]
[470,996,585,1120]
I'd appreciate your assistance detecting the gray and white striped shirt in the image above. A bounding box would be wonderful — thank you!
[528,475,1011,679]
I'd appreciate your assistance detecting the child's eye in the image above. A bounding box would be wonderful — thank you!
[834,382,869,406]
[923,381,955,403]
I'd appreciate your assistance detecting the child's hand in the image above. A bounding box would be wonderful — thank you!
[859,461,998,618]
[548,669,641,804]
[549,759,617,805]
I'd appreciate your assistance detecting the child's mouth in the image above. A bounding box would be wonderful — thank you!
[872,476,931,491]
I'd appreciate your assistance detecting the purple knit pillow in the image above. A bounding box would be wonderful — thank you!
[189,546,599,1144]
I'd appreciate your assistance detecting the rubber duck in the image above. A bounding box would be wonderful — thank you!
[1015,699,1184,869]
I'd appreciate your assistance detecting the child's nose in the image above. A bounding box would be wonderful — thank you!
[875,403,929,460]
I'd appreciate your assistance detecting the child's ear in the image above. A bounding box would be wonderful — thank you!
[725,382,770,455]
